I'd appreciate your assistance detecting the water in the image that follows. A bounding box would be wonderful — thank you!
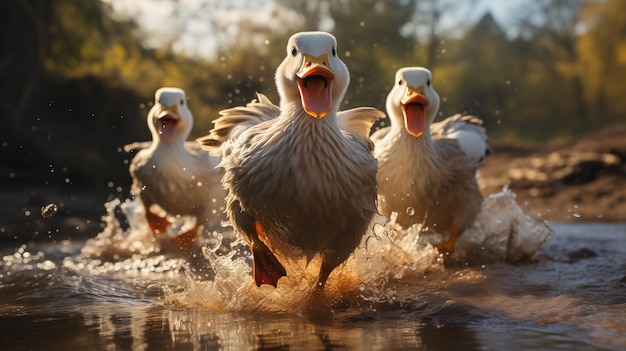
[1,189,625,350]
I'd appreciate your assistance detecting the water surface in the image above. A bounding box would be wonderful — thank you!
[1,191,624,350]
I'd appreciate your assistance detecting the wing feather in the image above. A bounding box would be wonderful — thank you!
[197,93,279,155]
[337,107,385,151]
[432,114,492,164]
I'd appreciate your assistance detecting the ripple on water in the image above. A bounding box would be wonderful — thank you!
[4,188,626,349]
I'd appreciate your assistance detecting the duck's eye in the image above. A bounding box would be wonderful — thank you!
[427,79,431,86]
[291,46,297,56]
[398,80,403,86]
[332,47,336,56]
[180,99,184,105]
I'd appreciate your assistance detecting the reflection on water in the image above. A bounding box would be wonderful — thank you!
[1,190,625,350]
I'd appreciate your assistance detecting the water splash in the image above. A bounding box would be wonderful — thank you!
[68,186,554,315]
[160,187,554,314]
[41,203,59,218]
[454,186,555,264]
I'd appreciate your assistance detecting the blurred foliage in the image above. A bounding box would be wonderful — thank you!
[1,0,625,191]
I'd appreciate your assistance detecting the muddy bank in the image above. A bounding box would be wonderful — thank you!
[479,126,626,222]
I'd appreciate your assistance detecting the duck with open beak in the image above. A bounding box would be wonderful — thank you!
[198,32,384,294]
[126,87,227,250]
[371,67,490,253]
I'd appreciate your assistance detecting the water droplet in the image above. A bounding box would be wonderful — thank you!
[406,207,415,216]
[146,284,163,296]
[359,283,366,291]
[41,203,59,218]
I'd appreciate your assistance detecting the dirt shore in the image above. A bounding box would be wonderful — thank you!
[479,127,626,222]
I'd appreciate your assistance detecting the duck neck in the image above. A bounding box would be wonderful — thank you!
[382,121,438,172]
[280,99,338,129]
[151,136,188,156]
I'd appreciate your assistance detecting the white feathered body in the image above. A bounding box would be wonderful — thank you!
[200,32,383,287]
[129,141,226,229]
[373,114,487,232]
[127,87,226,232]
[221,101,378,266]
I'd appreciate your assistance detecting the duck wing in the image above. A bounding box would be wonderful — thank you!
[369,126,391,146]
[197,93,279,155]
[123,141,151,153]
[337,107,385,151]
[431,114,491,166]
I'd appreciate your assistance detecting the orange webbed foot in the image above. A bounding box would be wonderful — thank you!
[251,221,286,287]
[437,230,461,254]
[146,210,171,235]
[171,225,200,250]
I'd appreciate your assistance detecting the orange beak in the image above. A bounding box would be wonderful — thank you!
[156,104,181,142]
[296,54,335,118]
[401,85,429,137]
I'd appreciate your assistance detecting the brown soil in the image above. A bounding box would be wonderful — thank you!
[479,126,626,222]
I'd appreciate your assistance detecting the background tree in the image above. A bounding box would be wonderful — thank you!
[514,0,587,136]
[577,0,626,129]
[2,0,624,194]
[434,13,516,138]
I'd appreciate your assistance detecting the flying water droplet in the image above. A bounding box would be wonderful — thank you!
[41,203,58,218]
[406,207,415,216]
[146,284,164,297]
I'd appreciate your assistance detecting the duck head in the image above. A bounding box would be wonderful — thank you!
[275,31,349,118]
[386,67,440,137]
[148,87,193,143]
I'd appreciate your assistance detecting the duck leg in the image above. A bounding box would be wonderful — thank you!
[145,209,171,235]
[251,221,287,287]
[170,224,200,250]
[312,250,340,296]
[230,201,286,287]
[437,229,461,254]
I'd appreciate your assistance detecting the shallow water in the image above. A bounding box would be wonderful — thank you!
[1,191,625,350]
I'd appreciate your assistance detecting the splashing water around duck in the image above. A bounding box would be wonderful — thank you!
[5,187,626,350]
[75,186,553,315]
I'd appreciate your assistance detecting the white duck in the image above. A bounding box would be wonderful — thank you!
[198,32,383,292]
[371,67,490,252]
[126,87,226,249]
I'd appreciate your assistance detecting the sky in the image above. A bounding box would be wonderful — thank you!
[105,0,524,58]
[475,0,524,24]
